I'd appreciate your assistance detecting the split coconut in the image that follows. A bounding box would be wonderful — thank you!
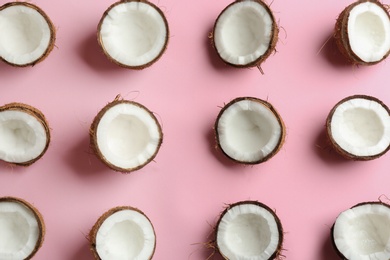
[90,97,163,172]
[0,103,50,166]
[211,0,279,68]
[326,95,390,160]
[332,201,390,260]
[215,97,285,164]
[214,201,284,260]
[0,197,45,260]
[334,0,390,65]
[0,2,55,66]
[98,0,169,69]
[89,206,156,260]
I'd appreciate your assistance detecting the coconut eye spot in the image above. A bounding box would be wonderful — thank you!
[341,108,384,147]
[104,220,145,259]
[225,213,271,256]
[99,1,168,68]
[107,114,150,160]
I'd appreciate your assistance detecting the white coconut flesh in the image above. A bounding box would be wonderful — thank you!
[95,209,155,260]
[347,2,390,63]
[330,97,390,157]
[217,99,282,163]
[0,201,40,259]
[217,203,281,259]
[0,4,52,66]
[0,110,47,164]
[96,102,161,170]
[99,1,168,67]
[333,203,390,260]
[214,0,274,66]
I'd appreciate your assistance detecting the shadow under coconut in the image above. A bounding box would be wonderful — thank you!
[70,238,94,260]
[320,229,340,260]
[65,134,109,178]
[77,31,131,73]
[318,31,353,69]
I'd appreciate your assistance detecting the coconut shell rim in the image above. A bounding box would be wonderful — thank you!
[0,1,56,67]
[215,96,286,164]
[97,0,170,70]
[326,94,390,161]
[90,98,163,173]
[211,0,279,68]
[0,196,45,260]
[89,205,156,260]
[0,102,51,166]
[215,200,284,260]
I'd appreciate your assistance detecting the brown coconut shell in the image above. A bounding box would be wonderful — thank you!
[215,200,284,260]
[89,206,156,260]
[211,0,279,68]
[215,97,286,164]
[0,196,45,260]
[331,201,390,260]
[0,2,56,67]
[90,96,163,172]
[326,95,390,161]
[0,102,50,166]
[97,0,169,70]
[334,0,390,65]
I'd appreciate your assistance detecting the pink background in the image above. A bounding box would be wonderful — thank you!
[0,0,389,259]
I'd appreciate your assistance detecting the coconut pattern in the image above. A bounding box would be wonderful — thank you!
[211,0,279,68]
[214,201,284,260]
[89,206,156,260]
[0,103,50,166]
[0,2,56,67]
[97,0,169,69]
[332,202,390,260]
[334,0,390,65]
[0,197,45,260]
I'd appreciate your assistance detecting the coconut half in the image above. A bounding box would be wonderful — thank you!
[0,103,50,166]
[215,97,285,164]
[211,0,278,68]
[332,202,390,260]
[0,2,55,67]
[98,0,169,69]
[89,206,156,260]
[90,97,163,172]
[0,197,45,260]
[215,201,283,260]
[326,95,390,160]
[335,0,390,65]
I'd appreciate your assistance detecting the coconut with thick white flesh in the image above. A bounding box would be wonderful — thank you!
[332,202,390,260]
[215,201,283,260]
[0,103,50,166]
[212,0,278,68]
[0,2,55,66]
[326,95,390,160]
[0,197,45,260]
[215,97,285,164]
[335,0,390,65]
[98,0,169,69]
[90,206,156,260]
[90,98,163,172]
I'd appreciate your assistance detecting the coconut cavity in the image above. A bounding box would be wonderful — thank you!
[0,2,55,66]
[98,0,169,69]
[212,0,278,68]
[89,206,156,260]
[332,202,390,260]
[215,97,285,164]
[326,95,390,160]
[215,201,283,260]
[335,0,390,65]
[90,97,163,172]
[0,197,45,260]
[0,103,50,166]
